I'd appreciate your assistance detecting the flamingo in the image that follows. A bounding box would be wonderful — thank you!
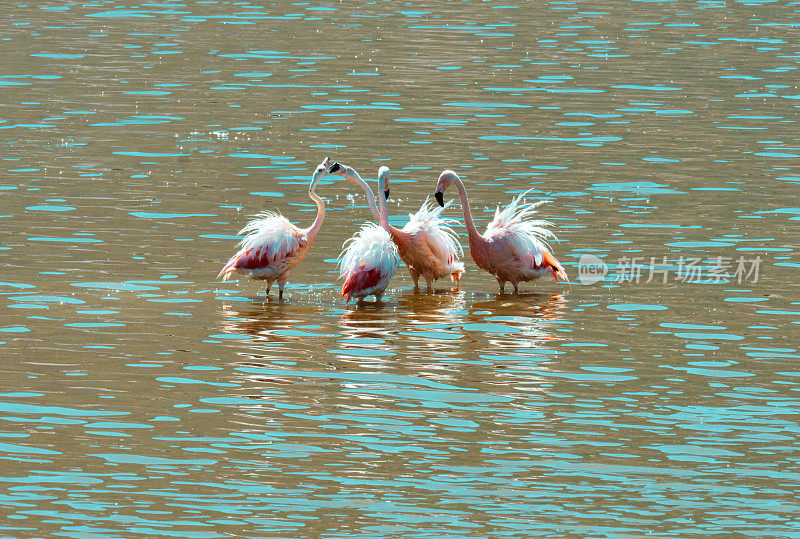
[217,157,329,299]
[334,164,400,302]
[329,163,465,292]
[434,169,568,293]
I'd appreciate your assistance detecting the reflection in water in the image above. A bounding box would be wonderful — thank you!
[338,301,395,339]
[468,292,568,342]
[220,304,304,341]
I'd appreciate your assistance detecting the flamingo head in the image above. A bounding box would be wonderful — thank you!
[434,169,458,207]
[309,156,329,191]
[327,162,360,186]
[378,166,390,201]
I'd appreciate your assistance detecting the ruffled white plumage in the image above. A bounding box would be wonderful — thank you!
[483,190,557,267]
[218,211,303,280]
[338,222,400,301]
[403,198,465,274]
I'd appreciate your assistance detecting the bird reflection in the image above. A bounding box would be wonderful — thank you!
[219,303,303,341]
[396,288,466,318]
[467,292,568,347]
[338,288,465,333]
[217,300,333,371]
[338,301,394,336]
[469,292,568,321]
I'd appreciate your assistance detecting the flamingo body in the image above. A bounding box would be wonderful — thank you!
[435,171,568,293]
[217,157,329,298]
[391,198,465,291]
[338,223,400,302]
[218,212,308,281]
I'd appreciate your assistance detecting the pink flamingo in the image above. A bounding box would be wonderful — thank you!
[331,162,400,302]
[330,163,464,292]
[217,157,329,299]
[434,169,568,293]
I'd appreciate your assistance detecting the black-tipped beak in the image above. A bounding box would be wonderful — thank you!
[434,191,444,207]
[384,188,390,200]
[327,162,341,173]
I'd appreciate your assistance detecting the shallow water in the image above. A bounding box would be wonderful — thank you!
[2,1,799,536]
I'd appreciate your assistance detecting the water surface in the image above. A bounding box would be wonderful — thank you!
[1,1,799,536]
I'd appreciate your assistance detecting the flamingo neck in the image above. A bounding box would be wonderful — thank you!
[306,188,326,241]
[348,170,380,221]
[377,173,390,230]
[453,175,482,243]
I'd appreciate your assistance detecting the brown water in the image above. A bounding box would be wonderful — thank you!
[2,1,799,536]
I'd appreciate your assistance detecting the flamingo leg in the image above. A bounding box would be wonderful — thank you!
[513,282,519,294]
[277,279,286,299]
[410,269,421,290]
[498,280,506,293]
[265,280,273,297]
[424,274,434,293]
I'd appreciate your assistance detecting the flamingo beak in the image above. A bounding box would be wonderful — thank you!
[434,191,444,207]
[384,188,390,200]
[328,162,342,173]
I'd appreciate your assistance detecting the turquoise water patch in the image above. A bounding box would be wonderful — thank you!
[663,365,754,378]
[588,182,686,195]
[28,237,101,243]
[620,223,702,229]
[208,333,252,340]
[122,90,172,96]
[0,442,60,455]
[31,53,85,59]
[90,453,217,465]
[65,323,125,328]
[113,151,189,157]
[157,377,238,387]
[755,152,798,158]
[661,323,727,330]
[70,282,160,292]
[0,402,126,417]
[128,212,214,219]
[672,332,745,341]
[9,295,84,304]
[665,241,735,248]
[608,304,667,311]
[612,85,681,91]
[528,370,637,382]
[25,205,75,212]
[394,118,468,126]
[643,157,680,163]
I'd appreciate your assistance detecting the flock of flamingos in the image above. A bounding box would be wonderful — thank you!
[218,157,569,301]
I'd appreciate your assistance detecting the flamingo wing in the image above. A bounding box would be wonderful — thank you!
[483,190,557,267]
[218,212,304,280]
